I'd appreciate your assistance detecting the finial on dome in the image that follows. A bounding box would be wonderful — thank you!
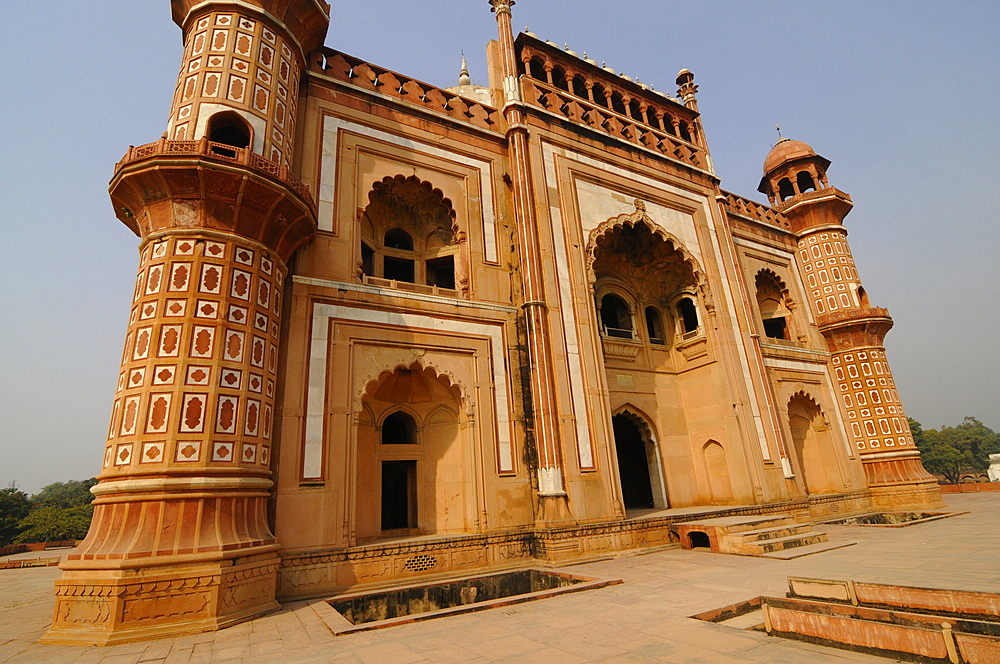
[564,43,579,57]
[458,53,471,86]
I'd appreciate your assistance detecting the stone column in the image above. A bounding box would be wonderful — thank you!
[42,0,328,645]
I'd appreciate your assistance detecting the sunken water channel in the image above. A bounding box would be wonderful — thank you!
[328,569,620,631]
[825,511,963,527]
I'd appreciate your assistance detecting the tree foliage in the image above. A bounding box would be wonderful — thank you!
[0,478,97,546]
[0,485,32,546]
[911,417,1000,484]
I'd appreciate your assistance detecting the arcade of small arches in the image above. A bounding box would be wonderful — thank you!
[519,49,698,144]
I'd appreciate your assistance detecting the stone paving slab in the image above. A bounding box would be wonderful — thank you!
[1,493,997,664]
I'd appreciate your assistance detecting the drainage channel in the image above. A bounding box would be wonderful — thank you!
[318,568,622,634]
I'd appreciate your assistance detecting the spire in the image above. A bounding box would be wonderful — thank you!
[458,53,471,86]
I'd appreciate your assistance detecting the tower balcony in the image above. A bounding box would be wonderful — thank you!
[110,138,317,262]
[816,307,894,351]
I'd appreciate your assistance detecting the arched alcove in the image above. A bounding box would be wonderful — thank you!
[702,440,734,504]
[787,392,843,495]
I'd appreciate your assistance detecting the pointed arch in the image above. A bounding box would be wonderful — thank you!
[755,268,795,341]
[787,390,843,495]
[585,208,708,301]
[610,405,668,509]
[702,440,734,504]
[359,360,469,412]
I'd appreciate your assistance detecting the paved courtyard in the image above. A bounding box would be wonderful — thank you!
[2,493,998,664]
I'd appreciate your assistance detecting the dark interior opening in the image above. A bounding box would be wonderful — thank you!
[600,294,633,338]
[613,414,654,509]
[778,178,795,202]
[384,256,415,283]
[381,460,416,531]
[382,411,416,445]
[360,242,374,276]
[645,306,666,345]
[207,112,251,158]
[689,531,710,548]
[678,297,699,334]
[797,170,816,193]
[383,228,413,250]
[762,316,788,340]
[426,255,455,289]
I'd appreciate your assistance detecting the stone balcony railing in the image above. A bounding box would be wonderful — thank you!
[721,191,790,230]
[114,137,315,210]
[816,307,891,327]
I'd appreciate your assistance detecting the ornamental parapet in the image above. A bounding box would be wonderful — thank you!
[515,35,707,170]
[722,191,790,229]
[313,49,502,132]
[114,138,315,211]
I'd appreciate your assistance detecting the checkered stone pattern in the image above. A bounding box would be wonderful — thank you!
[797,230,864,316]
[831,349,915,453]
[167,9,301,165]
[104,235,281,475]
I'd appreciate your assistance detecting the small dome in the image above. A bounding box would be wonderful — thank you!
[763,138,818,174]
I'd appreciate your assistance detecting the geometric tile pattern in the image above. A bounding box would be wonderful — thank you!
[832,348,914,452]
[166,10,300,166]
[797,230,863,315]
[104,235,281,471]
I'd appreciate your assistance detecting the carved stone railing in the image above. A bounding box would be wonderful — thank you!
[522,78,706,169]
[114,138,314,208]
[722,191,790,230]
[314,50,501,132]
[362,275,463,300]
[816,307,891,327]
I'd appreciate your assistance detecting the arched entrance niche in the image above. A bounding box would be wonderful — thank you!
[611,409,667,510]
[586,206,711,352]
[787,392,843,495]
[755,269,795,341]
[702,440,734,504]
[355,363,474,541]
[357,175,468,296]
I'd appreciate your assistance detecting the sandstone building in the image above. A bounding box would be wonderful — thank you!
[44,0,943,644]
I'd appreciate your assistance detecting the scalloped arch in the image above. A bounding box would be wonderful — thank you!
[585,209,711,307]
[357,360,470,414]
[612,404,659,443]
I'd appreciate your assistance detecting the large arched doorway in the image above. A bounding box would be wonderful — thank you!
[355,364,472,541]
[612,413,656,509]
[787,393,842,495]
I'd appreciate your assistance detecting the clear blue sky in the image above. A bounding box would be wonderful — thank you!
[2,1,997,494]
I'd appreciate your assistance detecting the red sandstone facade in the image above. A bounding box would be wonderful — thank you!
[43,0,942,644]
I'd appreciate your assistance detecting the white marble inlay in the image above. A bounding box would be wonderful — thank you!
[303,302,514,479]
[318,116,499,263]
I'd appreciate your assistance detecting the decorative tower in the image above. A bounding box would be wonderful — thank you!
[759,139,943,510]
[43,0,329,645]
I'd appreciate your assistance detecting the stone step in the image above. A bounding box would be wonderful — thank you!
[758,540,856,560]
[683,514,798,535]
[722,523,813,544]
[744,531,828,554]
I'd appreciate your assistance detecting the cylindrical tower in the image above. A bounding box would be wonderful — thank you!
[43,0,330,645]
[759,139,943,511]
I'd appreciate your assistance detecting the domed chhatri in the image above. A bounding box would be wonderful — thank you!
[763,137,827,174]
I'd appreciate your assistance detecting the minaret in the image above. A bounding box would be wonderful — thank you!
[759,139,943,510]
[488,0,569,514]
[43,0,330,645]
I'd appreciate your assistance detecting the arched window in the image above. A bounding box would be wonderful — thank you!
[677,297,699,334]
[797,170,816,193]
[207,112,251,158]
[381,411,417,445]
[857,286,870,307]
[645,306,666,345]
[383,228,413,250]
[358,176,460,294]
[778,178,795,202]
[600,294,633,338]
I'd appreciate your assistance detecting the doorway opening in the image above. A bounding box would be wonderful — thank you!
[612,414,655,509]
[381,460,416,531]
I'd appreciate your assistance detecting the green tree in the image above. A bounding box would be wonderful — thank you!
[0,484,32,546]
[13,478,97,544]
[911,417,1000,484]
